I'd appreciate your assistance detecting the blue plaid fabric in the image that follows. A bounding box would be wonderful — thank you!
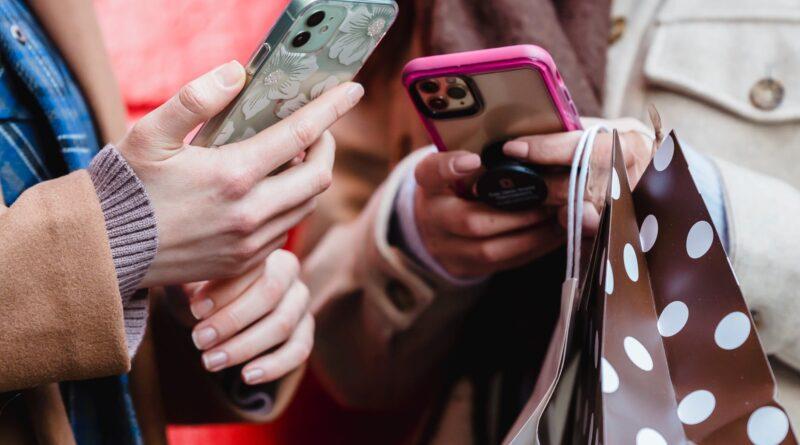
[0,1,142,443]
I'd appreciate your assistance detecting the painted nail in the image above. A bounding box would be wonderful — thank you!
[202,351,228,371]
[190,298,214,319]
[452,154,481,173]
[192,327,218,349]
[346,83,365,105]
[243,368,266,384]
[503,140,529,158]
[214,60,244,88]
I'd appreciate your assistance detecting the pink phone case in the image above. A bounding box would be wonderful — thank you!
[402,44,582,153]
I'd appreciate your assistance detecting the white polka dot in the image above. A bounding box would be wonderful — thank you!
[636,428,667,445]
[686,221,714,259]
[611,168,621,200]
[657,301,689,337]
[605,259,614,294]
[677,390,716,425]
[624,243,639,282]
[714,311,751,350]
[601,357,619,393]
[624,336,653,371]
[747,406,790,445]
[653,137,674,171]
[639,215,658,252]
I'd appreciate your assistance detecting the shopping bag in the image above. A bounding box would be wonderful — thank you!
[504,129,796,444]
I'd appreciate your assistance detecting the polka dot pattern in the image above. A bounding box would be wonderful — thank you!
[677,390,716,425]
[636,428,667,445]
[624,336,653,371]
[605,259,614,295]
[653,136,674,171]
[747,406,790,445]
[601,357,619,394]
[657,301,689,337]
[623,243,639,282]
[714,311,751,350]
[639,215,658,252]
[686,221,714,259]
[611,168,621,200]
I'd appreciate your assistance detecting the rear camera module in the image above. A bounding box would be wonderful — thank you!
[419,80,440,94]
[447,86,467,99]
[307,11,326,27]
[292,31,311,48]
[428,96,449,111]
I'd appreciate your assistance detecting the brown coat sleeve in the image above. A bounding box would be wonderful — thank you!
[0,171,129,392]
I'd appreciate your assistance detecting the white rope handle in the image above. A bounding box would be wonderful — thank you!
[566,124,609,280]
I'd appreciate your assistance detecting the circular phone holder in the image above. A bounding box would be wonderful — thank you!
[474,141,548,211]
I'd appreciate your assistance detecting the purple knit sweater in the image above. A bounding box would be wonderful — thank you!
[88,145,158,357]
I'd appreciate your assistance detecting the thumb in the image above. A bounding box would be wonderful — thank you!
[123,61,246,154]
[414,150,481,195]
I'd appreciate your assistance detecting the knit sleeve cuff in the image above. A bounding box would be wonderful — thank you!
[88,145,158,356]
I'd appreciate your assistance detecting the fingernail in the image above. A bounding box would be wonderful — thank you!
[503,140,528,158]
[452,154,481,174]
[214,61,244,88]
[202,351,228,371]
[243,368,266,384]
[346,83,365,105]
[190,298,214,319]
[192,327,218,349]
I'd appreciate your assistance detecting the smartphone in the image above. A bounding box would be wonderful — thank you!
[402,45,581,210]
[192,0,398,148]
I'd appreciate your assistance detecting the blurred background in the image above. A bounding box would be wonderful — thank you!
[93,1,414,443]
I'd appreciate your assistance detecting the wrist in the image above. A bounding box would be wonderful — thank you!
[88,145,158,299]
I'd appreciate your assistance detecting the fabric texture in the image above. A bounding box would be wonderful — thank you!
[427,0,611,116]
[0,1,141,443]
[88,145,158,356]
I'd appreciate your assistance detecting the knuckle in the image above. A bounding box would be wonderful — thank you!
[178,83,210,117]
[219,166,252,200]
[228,208,260,236]
[221,308,246,334]
[462,215,486,237]
[478,243,501,264]
[312,168,333,194]
[291,119,317,148]
[262,278,284,304]
[232,237,261,261]
[273,314,294,339]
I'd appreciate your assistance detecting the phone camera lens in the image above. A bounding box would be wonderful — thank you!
[447,86,467,99]
[292,31,311,48]
[307,11,326,27]
[419,80,440,94]
[428,96,449,111]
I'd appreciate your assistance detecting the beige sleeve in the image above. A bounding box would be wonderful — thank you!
[0,171,129,392]
[304,150,485,410]
[714,158,800,369]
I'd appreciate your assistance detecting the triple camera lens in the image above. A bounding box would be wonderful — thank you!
[306,11,326,27]
[428,96,449,111]
[292,31,311,48]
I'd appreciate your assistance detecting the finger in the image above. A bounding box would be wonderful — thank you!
[414,150,482,194]
[241,314,314,385]
[430,195,555,238]
[557,202,603,237]
[129,61,246,151]
[201,279,310,371]
[467,223,564,266]
[502,131,583,167]
[226,82,363,178]
[240,198,316,254]
[246,131,334,218]
[192,250,300,351]
[189,265,263,319]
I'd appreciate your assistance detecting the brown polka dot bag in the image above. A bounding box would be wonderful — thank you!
[504,128,796,445]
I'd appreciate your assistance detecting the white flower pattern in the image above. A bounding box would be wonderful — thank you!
[329,5,394,66]
[276,75,341,119]
[212,120,235,146]
[241,45,318,120]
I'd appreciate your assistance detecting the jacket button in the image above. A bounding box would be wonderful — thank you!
[9,24,26,44]
[750,78,784,111]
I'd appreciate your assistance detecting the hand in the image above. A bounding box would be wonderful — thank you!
[503,126,652,234]
[187,249,313,384]
[413,151,563,279]
[117,61,364,287]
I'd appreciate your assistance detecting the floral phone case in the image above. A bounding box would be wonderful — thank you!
[192,0,398,147]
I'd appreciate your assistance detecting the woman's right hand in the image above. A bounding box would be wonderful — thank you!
[118,61,364,287]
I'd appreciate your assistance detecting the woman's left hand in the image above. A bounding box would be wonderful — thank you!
[186,249,313,385]
[502,122,653,235]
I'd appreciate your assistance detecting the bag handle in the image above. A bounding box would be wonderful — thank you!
[565,124,609,281]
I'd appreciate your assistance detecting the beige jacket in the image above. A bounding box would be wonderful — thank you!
[305,0,800,441]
